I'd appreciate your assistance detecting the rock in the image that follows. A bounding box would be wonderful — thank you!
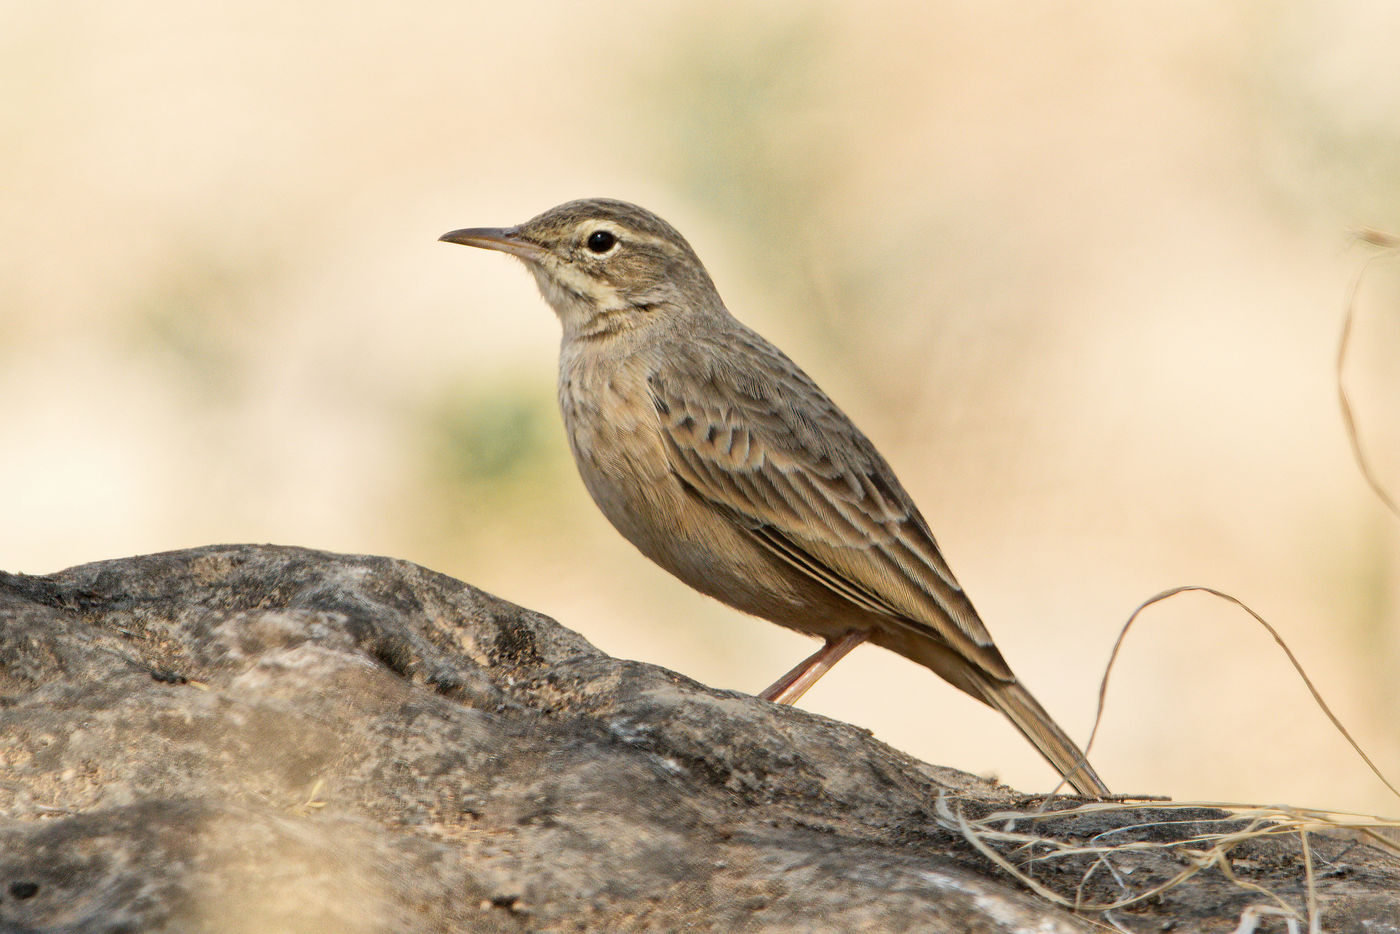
[0,544,1395,932]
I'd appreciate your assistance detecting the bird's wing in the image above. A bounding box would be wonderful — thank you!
[648,330,1012,681]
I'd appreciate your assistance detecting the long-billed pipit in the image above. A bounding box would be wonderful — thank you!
[441,199,1108,796]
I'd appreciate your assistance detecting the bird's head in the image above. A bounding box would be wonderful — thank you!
[441,198,723,339]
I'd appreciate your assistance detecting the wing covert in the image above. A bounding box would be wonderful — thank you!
[647,332,1011,679]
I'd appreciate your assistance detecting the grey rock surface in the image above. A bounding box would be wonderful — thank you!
[0,544,1395,932]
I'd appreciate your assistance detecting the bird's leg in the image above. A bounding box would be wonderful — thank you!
[758,629,869,705]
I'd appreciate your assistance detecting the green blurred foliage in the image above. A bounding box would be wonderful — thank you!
[627,8,1056,425]
[404,377,597,573]
[425,384,556,487]
[1240,5,1400,231]
[127,245,282,402]
[635,9,844,302]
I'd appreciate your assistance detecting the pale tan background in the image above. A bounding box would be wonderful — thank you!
[3,1,1398,814]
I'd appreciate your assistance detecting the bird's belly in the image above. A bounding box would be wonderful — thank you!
[559,377,862,640]
[568,414,752,592]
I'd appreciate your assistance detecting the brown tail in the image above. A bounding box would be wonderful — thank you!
[971,672,1109,797]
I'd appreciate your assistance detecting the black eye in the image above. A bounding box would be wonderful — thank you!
[586,230,617,253]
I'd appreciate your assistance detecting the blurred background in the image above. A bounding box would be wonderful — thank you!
[3,1,1398,815]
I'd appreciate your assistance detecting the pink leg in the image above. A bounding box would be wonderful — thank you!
[758,630,869,705]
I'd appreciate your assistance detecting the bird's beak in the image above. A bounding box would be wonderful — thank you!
[438,226,548,262]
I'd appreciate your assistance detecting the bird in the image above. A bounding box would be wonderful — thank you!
[440,198,1109,796]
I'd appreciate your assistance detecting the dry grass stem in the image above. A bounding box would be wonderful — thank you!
[1339,231,1400,519]
[1082,586,1400,802]
[937,794,1398,927]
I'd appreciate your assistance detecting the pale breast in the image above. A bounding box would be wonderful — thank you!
[555,340,828,626]
[558,341,679,547]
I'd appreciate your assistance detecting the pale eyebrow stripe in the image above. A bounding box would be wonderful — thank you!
[583,223,670,252]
